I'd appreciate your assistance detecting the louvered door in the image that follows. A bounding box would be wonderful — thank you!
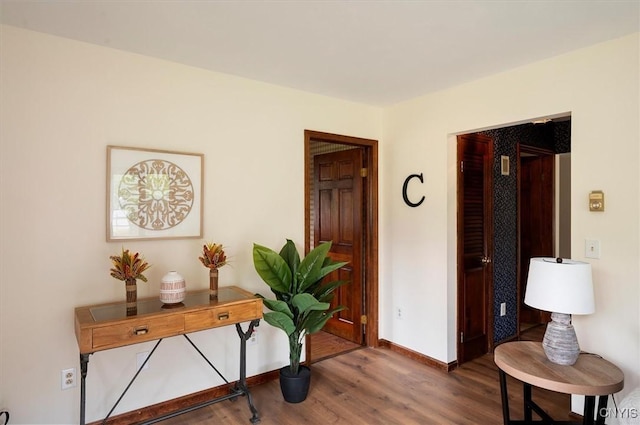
[457,133,493,364]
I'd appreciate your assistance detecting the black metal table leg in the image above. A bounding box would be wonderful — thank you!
[583,395,596,425]
[82,320,261,424]
[499,369,511,425]
[595,395,609,425]
[80,353,91,425]
[236,320,260,424]
[524,383,533,423]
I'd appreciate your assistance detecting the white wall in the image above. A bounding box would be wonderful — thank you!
[382,32,639,397]
[0,26,382,424]
[2,24,639,425]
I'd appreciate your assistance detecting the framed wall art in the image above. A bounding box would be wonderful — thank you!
[107,146,203,241]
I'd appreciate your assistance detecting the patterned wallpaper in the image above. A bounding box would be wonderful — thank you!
[482,120,570,342]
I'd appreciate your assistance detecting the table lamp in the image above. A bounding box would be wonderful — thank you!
[524,257,595,365]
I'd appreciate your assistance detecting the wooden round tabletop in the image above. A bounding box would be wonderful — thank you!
[494,341,624,396]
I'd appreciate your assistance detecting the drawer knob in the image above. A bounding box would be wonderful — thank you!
[134,326,148,335]
[218,312,230,320]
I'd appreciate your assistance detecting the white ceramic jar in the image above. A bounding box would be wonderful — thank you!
[160,271,186,304]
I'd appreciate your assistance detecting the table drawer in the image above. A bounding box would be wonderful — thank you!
[185,301,261,332]
[92,315,185,350]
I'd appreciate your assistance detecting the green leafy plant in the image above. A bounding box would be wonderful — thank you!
[109,248,151,282]
[253,239,348,375]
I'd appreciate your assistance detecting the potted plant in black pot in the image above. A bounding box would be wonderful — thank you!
[253,239,348,403]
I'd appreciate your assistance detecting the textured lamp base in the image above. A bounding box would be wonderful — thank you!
[542,312,580,365]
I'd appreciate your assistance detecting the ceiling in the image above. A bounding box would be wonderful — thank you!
[1,1,638,106]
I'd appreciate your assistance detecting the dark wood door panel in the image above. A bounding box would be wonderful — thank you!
[457,133,493,365]
[314,148,364,344]
[519,149,555,325]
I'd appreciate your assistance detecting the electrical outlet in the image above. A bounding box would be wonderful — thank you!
[61,368,76,390]
[500,303,506,317]
[136,351,150,370]
[396,307,403,320]
[248,329,258,346]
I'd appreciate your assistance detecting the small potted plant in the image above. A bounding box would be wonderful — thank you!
[253,239,348,403]
[109,248,151,315]
[199,242,227,299]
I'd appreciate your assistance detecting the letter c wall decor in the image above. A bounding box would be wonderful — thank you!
[402,173,425,207]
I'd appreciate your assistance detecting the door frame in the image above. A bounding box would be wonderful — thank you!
[304,130,379,356]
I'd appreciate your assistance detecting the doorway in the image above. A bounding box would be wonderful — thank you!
[304,130,379,363]
[456,117,571,365]
[518,145,555,331]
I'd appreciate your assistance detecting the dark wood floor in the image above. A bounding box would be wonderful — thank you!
[159,325,571,424]
[310,330,362,362]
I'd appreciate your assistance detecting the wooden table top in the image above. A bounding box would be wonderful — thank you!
[494,341,624,396]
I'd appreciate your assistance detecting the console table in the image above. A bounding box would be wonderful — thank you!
[74,286,263,424]
[494,341,624,425]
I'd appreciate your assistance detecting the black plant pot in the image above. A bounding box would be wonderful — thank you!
[279,365,311,403]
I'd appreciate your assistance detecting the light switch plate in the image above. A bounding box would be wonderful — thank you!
[585,239,600,259]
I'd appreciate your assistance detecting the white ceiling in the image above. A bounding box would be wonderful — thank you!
[1,0,639,106]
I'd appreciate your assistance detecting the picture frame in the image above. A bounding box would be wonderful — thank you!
[107,146,203,241]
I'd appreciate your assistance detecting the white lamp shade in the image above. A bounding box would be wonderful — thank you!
[524,257,595,315]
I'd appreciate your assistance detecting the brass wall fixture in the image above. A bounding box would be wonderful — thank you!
[589,190,605,212]
[501,155,510,176]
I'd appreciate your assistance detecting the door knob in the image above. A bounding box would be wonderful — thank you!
[481,257,491,264]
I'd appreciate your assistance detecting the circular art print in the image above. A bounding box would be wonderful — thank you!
[118,159,194,230]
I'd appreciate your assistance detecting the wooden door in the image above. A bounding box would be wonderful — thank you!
[313,148,364,344]
[519,148,555,325]
[457,133,493,364]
